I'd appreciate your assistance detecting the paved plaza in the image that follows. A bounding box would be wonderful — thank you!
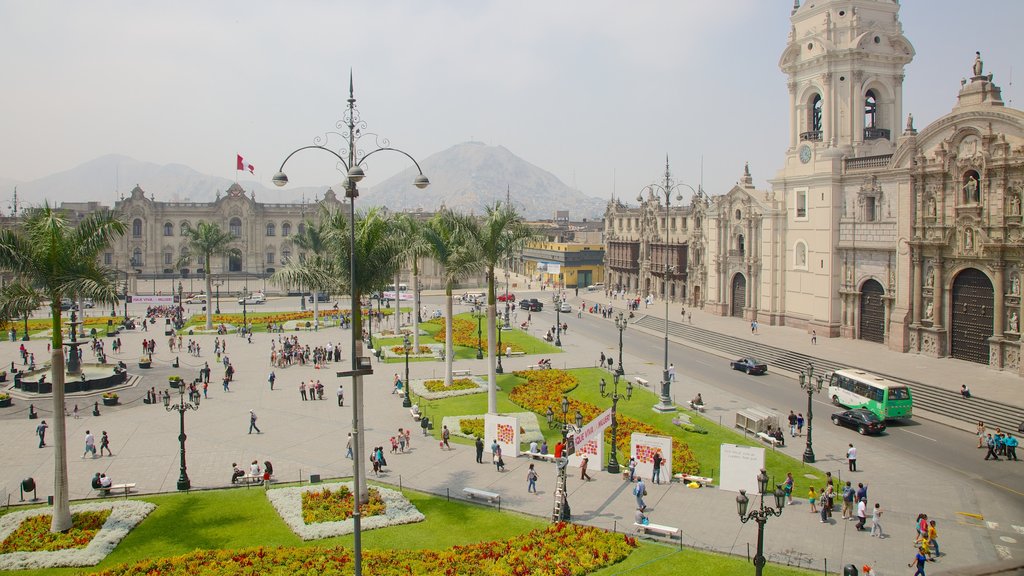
[1,281,1022,575]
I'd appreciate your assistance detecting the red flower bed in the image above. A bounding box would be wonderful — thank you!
[424,318,523,353]
[511,370,698,474]
[0,510,111,553]
[301,486,386,524]
[86,523,636,575]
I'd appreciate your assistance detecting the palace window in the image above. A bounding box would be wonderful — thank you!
[282,223,292,237]
[132,219,143,238]
[229,217,242,238]
[163,222,173,236]
[266,223,276,236]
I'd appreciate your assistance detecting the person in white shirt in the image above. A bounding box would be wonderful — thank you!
[83,431,96,458]
[99,473,112,489]
[855,498,868,531]
[250,460,261,477]
[529,440,539,454]
[847,443,858,472]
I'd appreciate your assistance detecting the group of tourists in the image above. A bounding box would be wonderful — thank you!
[978,421,1020,460]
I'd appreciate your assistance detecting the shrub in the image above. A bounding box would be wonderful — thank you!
[422,378,478,392]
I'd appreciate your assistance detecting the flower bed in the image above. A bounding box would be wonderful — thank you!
[409,376,486,400]
[423,318,523,353]
[440,412,544,443]
[267,483,423,541]
[511,370,699,474]
[84,522,635,576]
[459,417,484,438]
[423,378,477,392]
[0,501,155,570]
[390,345,432,355]
[301,485,386,524]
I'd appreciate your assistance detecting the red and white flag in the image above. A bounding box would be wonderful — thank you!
[236,154,255,174]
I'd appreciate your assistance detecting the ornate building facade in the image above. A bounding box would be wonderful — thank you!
[604,0,1024,374]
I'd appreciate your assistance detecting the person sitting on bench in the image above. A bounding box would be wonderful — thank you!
[231,462,245,484]
[99,473,112,491]
[691,393,703,407]
[635,507,649,526]
[772,428,785,446]
[91,472,102,490]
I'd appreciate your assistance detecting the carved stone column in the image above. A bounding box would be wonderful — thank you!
[993,261,1006,336]
[912,255,923,324]
[931,258,944,330]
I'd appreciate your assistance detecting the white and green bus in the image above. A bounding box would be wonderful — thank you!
[827,369,913,421]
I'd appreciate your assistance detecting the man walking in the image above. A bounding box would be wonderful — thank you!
[580,457,592,481]
[841,481,854,519]
[1005,433,1019,461]
[82,430,96,458]
[870,502,884,538]
[336,384,344,407]
[634,477,647,511]
[855,498,868,531]
[984,433,1000,460]
[788,411,798,437]
[248,410,261,434]
[345,433,353,459]
[441,425,451,450]
[36,420,48,448]
[268,370,276,390]
[475,437,484,463]
[847,443,858,471]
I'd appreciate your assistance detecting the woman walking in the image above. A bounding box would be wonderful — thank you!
[527,464,538,493]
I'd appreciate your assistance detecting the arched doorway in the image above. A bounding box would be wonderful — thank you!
[730,273,746,318]
[950,268,994,364]
[859,279,885,343]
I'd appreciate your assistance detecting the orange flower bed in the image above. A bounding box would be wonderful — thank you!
[511,370,698,474]
[423,318,523,353]
[86,522,636,576]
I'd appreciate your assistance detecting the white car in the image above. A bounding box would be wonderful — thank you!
[586,283,604,292]
[238,292,266,305]
[559,302,572,313]
[185,294,208,304]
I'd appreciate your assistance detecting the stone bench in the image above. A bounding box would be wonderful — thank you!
[688,401,706,412]
[673,473,714,486]
[97,482,136,497]
[452,369,472,377]
[506,351,525,357]
[634,377,649,388]
[756,432,783,447]
[634,522,680,539]
[410,408,422,421]
[463,487,500,504]
[519,451,556,463]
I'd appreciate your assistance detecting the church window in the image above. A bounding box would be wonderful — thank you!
[164,252,172,265]
[266,223,276,236]
[180,222,190,235]
[131,248,143,267]
[795,189,808,219]
[282,249,291,263]
[103,252,112,265]
[735,209,742,221]
[811,95,822,133]
[163,222,173,236]
[737,234,745,256]
[864,91,878,129]
[864,196,877,222]
[132,219,143,238]
[229,217,242,238]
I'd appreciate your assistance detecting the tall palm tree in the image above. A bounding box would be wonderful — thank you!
[423,209,483,386]
[391,214,432,348]
[465,202,534,414]
[177,222,240,330]
[290,216,332,328]
[0,204,125,533]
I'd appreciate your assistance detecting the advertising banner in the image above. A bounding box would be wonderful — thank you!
[718,443,765,494]
[127,295,174,305]
[484,414,519,456]
[566,408,612,470]
[537,262,562,275]
[629,433,672,482]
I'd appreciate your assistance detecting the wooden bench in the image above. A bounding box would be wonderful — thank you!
[673,473,714,486]
[756,432,783,447]
[688,401,706,412]
[97,482,136,497]
[634,522,680,539]
[463,487,500,503]
[507,351,525,357]
[634,377,649,388]
[452,369,472,377]
[526,364,551,371]
[519,451,556,462]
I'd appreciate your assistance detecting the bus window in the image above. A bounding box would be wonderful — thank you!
[887,387,910,401]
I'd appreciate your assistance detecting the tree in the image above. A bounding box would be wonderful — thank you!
[391,214,432,349]
[177,222,240,330]
[288,216,333,328]
[423,209,483,386]
[0,204,125,532]
[464,202,534,414]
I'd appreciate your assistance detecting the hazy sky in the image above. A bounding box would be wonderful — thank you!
[2,1,1021,203]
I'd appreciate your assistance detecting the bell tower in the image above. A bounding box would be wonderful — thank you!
[780,0,914,159]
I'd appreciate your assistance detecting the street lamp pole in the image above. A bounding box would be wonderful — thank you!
[554,295,562,347]
[545,396,583,522]
[735,469,787,576]
[599,374,632,474]
[214,279,222,315]
[614,311,627,375]
[241,286,248,334]
[177,281,184,327]
[271,73,429,576]
[164,382,200,491]
[638,158,698,412]
[798,363,825,464]
[495,315,504,374]
[474,304,484,360]
[503,265,511,328]
[401,334,413,408]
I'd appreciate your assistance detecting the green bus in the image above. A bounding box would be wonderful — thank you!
[827,369,913,421]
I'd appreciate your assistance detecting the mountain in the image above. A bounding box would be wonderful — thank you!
[362,142,606,220]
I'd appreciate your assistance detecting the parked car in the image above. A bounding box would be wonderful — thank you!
[586,283,604,292]
[238,292,266,305]
[497,293,516,302]
[185,294,208,304]
[729,357,768,375]
[60,298,73,311]
[520,298,544,311]
[559,301,573,313]
[81,299,95,309]
[310,292,330,302]
[831,408,887,435]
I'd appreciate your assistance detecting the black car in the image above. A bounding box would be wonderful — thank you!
[520,298,544,311]
[729,357,767,375]
[831,409,886,435]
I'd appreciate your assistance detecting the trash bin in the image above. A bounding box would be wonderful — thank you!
[843,564,858,576]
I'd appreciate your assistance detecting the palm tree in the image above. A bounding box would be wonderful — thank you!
[465,202,534,414]
[289,216,332,328]
[391,214,432,349]
[0,204,125,533]
[177,222,240,330]
[423,209,483,386]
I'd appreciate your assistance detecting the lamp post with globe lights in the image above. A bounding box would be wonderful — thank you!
[599,373,632,474]
[637,158,700,412]
[614,311,627,375]
[798,363,825,464]
[545,395,583,522]
[164,381,200,491]
[271,73,428,576]
[735,469,787,576]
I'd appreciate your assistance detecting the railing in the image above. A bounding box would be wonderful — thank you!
[844,154,893,171]
[800,130,822,142]
[863,127,891,141]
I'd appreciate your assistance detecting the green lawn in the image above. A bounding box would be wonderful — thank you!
[0,483,815,576]
[375,315,560,363]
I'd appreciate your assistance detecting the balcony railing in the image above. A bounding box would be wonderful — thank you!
[845,154,893,171]
[863,127,890,141]
[800,130,823,142]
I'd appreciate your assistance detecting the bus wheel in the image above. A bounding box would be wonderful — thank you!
[831,395,840,406]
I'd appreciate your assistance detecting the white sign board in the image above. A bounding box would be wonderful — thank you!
[128,295,174,305]
[719,443,766,494]
[568,433,604,471]
[484,414,519,456]
[629,433,672,482]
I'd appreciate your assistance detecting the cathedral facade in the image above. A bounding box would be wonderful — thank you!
[605,0,1024,375]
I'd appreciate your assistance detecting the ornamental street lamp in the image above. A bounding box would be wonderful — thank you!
[614,311,627,375]
[599,373,633,474]
[503,265,511,328]
[164,380,200,491]
[495,316,504,374]
[214,279,222,315]
[638,158,699,412]
[473,304,484,360]
[271,73,429,576]
[545,395,583,522]
[735,469,787,576]
[798,363,825,463]
[554,295,563,347]
[402,334,413,408]
[240,286,249,335]
[177,281,184,327]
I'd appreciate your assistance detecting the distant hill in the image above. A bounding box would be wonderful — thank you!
[0,145,607,220]
[363,142,606,220]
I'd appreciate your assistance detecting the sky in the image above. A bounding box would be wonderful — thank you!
[1,1,1022,205]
